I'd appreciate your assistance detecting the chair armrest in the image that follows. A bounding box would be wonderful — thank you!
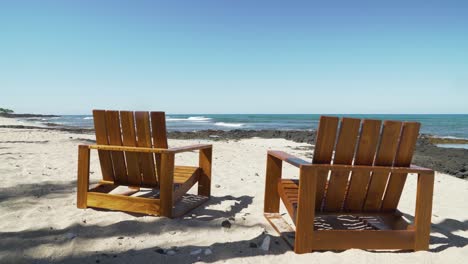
[268,150,310,168]
[86,144,212,154]
[303,163,434,174]
[168,144,212,154]
[87,144,168,153]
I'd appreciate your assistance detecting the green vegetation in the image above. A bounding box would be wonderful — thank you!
[0,108,14,114]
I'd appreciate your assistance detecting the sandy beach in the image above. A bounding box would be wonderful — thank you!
[0,116,467,263]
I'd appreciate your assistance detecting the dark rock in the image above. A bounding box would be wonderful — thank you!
[154,248,165,254]
[0,113,60,118]
[221,220,232,228]
[3,118,466,179]
[249,242,258,248]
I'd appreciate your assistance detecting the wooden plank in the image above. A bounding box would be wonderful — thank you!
[87,192,160,215]
[89,182,118,194]
[264,154,282,213]
[170,144,212,153]
[174,169,199,202]
[151,111,168,181]
[87,144,210,154]
[88,144,165,153]
[198,147,212,197]
[294,166,317,254]
[92,110,114,182]
[324,118,361,211]
[77,145,90,208]
[307,164,431,174]
[173,165,199,184]
[414,172,434,250]
[150,111,168,148]
[313,116,339,210]
[363,121,403,211]
[344,119,382,211]
[159,153,175,217]
[105,111,128,184]
[135,111,158,186]
[267,150,310,167]
[150,111,168,154]
[277,179,299,222]
[312,230,415,250]
[264,213,296,249]
[120,111,141,186]
[382,122,421,211]
[265,213,414,251]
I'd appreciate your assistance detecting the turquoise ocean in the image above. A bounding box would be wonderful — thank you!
[25,114,468,140]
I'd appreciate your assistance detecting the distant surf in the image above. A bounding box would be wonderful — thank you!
[215,122,244,128]
[167,116,212,122]
[11,114,468,140]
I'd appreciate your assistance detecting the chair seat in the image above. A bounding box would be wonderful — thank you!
[277,179,300,222]
[90,165,200,194]
[277,179,408,231]
[173,166,200,185]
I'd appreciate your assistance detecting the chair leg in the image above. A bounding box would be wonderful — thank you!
[77,145,90,209]
[414,171,434,251]
[264,154,282,213]
[159,153,175,218]
[294,166,317,254]
[198,147,212,197]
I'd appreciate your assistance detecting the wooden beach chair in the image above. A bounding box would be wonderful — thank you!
[264,116,435,253]
[77,110,212,218]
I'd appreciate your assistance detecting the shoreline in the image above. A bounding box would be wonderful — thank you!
[1,118,466,263]
[1,121,467,179]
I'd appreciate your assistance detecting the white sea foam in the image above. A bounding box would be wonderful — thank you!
[215,122,244,128]
[83,117,93,120]
[436,144,468,150]
[187,116,212,122]
[167,116,212,122]
[435,135,468,140]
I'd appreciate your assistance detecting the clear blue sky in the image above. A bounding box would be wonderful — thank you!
[1,0,467,114]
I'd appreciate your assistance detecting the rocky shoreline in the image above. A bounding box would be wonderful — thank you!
[169,130,467,178]
[0,123,466,179]
[0,113,60,118]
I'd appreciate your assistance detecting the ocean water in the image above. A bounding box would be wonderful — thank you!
[22,114,468,140]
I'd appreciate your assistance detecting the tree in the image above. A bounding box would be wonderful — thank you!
[0,108,14,114]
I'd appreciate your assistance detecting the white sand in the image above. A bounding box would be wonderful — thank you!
[0,116,467,263]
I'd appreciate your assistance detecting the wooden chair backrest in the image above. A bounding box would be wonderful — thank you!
[312,116,420,212]
[92,110,168,187]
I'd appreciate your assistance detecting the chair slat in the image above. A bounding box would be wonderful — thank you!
[92,110,115,182]
[324,118,361,211]
[151,111,169,148]
[105,110,128,184]
[120,111,141,186]
[313,116,339,210]
[135,111,158,186]
[151,112,168,180]
[363,121,403,211]
[381,122,420,211]
[344,119,382,211]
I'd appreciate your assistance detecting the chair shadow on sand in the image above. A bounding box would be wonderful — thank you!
[1,180,467,263]
[402,213,468,253]
[361,213,468,254]
[1,182,276,263]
